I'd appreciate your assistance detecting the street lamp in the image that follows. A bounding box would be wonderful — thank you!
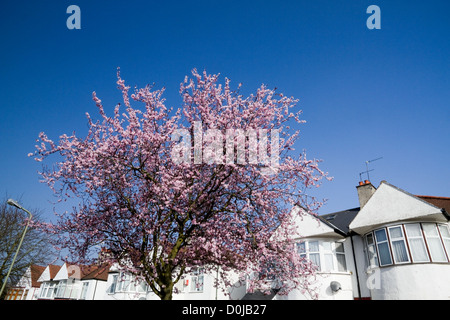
[0,199,33,298]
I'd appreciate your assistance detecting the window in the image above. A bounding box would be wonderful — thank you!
[107,274,118,294]
[404,224,429,262]
[308,241,321,270]
[108,273,148,294]
[335,242,347,271]
[438,225,450,256]
[322,241,334,271]
[55,280,67,298]
[365,233,379,267]
[190,268,204,292]
[423,223,447,262]
[297,241,306,259]
[80,282,89,300]
[40,283,48,298]
[117,273,132,292]
[388,226,410,263]
[365,223,450,267]
[374,229,393,266]
[40,282,57,299]
[296,240,347,272]
[136,280,148,293]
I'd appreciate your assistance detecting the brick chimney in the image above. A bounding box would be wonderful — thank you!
[356,180,376,208]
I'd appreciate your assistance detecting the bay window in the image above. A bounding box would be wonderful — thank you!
[296,240,347,273]
[365,223,450,267]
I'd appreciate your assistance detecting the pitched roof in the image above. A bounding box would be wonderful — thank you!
[319,208,360,235]
[48,264,62,279]
[349,182,449,234]
[30,265,46,288]
[81,264,110,281]
[416,195,450,214]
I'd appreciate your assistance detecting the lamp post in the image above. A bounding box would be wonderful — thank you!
[0,199,33,298]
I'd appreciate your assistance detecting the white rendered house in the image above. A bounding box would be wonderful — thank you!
[265,180,450,300]
[349,180,450,300]
[9,180,450,300]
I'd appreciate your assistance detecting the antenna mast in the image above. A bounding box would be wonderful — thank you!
[360,157,383,181]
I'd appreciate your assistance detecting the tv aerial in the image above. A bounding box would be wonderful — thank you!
[359,157,383,181]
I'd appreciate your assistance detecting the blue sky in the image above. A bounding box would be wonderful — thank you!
[0,0,449,220]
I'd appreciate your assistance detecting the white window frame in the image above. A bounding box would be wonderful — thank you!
[404,223,430,263]
[365,223,450,267]
[374,228,393,266]
[54,280,67,298]
[387,226,410,264]
[190,268,204,292]
[296,239,347,273]
[423,223,448,262]
[107,273,118,294]
[80,282,89,300]
[364,232,379,267]
[438,224,450,258]
[335,241,347,272]
[40,281,56,299]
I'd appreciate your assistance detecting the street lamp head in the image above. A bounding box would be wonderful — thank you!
[7,198,23,210]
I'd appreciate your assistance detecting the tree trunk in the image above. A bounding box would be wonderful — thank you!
[160,287,173,300]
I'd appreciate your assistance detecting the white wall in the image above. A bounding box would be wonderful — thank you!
[273,272,354,300]
[368,264,450,300]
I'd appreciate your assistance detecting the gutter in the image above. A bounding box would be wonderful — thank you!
[442,208,450,221]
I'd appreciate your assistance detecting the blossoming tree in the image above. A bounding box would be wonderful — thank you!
[31,69,328,300]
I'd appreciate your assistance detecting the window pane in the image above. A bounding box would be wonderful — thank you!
[427,238,447,262]
[392,240,409,263]
[335,242,344,253]
[309,253,321,269]
[297,242,306,254]
[367,245,378,267]
[389,226,403,239]
[309,241,319,252]
[439,225,450,238]
[409,238,429,262]
[108,274,118,294]
[405,224,421,237]
[423,223,438,237]
[423,224,447,262]
[322,241,332,251]
[377,242,392,265]
[336,254,347,271]
[366,233,374,245]
[324,253,334,271]
[375,229,387,242]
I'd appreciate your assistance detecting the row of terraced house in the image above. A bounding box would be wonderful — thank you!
[5,180,450,300]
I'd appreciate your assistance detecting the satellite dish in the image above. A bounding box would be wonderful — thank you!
[330,281,342,292]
